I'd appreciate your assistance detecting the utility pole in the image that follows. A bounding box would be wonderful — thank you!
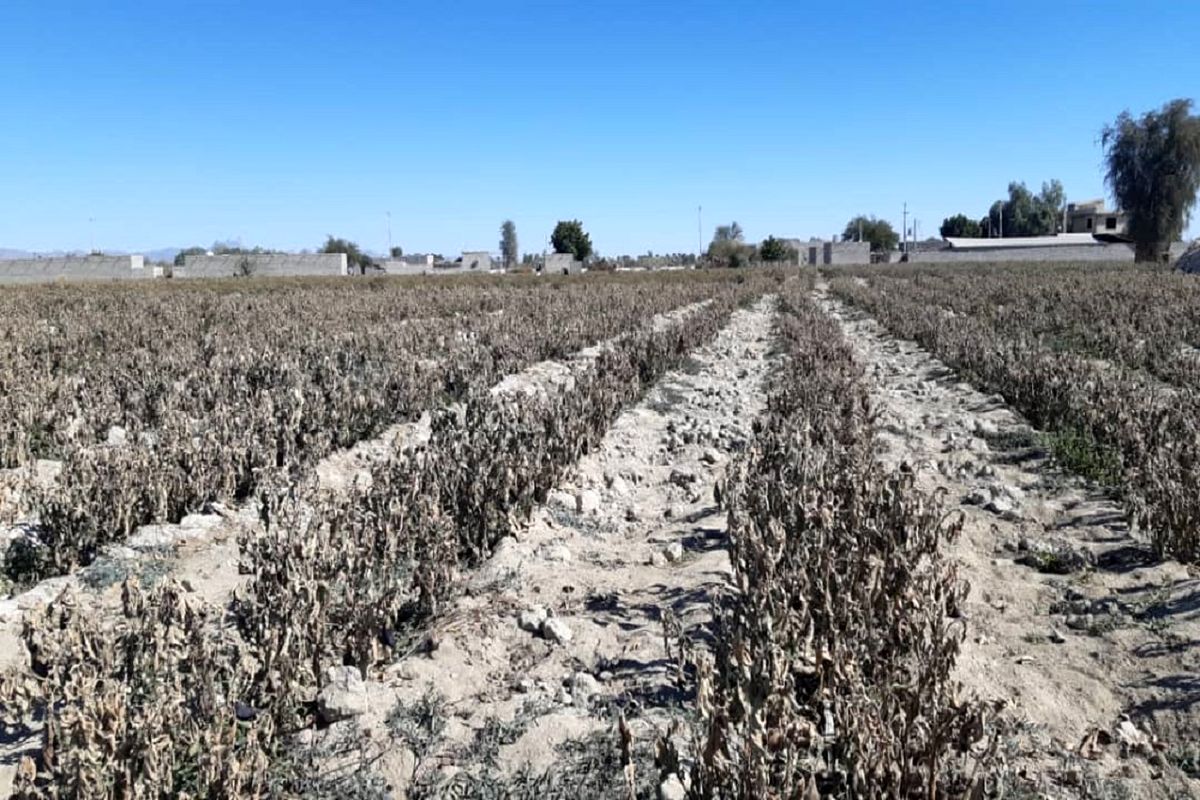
[88,217,95,254]
[386,211,392,256]
[697,205,702,259]
[902,203,907,255]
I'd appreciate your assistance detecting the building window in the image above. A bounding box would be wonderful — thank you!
[1087,218,1093,230]
[1105,216,1117,230]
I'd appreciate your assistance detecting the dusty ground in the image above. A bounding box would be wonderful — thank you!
[7,281,1200,798]
[326,297,778,796]
[819,286,1200,798]
[0,298,727,797]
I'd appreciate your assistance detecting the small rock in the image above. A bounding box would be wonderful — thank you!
[1115,718,1152,755]
[648,552,669,567]
[702,448,722,465]
[606,475,629,495]
[659,774,687,800]
[541,544,571,563]
[974,418,999,437]
[1048,629,1066,644]
[105,426,128,447]
[662,542,685,563]
[518,606,549,633]
[576,490,601,515]
[514,678,534,694]
[625,507,640,522]
[570,672,601,701]
[542,617,573,645]
[387,661,419,681]
[557,689,574,705]
[548,490,575,510]
[317,666,369,724]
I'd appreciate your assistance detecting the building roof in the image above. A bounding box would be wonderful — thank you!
[945,233,1103,250]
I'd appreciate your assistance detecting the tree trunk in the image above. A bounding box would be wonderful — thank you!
[1134,240,1168,263]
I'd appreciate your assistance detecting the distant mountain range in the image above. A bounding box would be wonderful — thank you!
[0,247,182,263]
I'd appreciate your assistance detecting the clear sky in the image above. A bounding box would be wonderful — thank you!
[2,1,1198,257]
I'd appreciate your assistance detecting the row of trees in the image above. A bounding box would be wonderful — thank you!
[704,222,800,266]
[936,98,1200,262]
[939,180,1066,240]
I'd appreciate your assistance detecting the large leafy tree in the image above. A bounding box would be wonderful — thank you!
[499,220,518,269]
[713,222,744,243]
[321,235,374,274]
[707,221,754,266]
[1103,98,1200,262]
[939,214,982,238]
[759,236,795,262]
[842,215,898,253]
[550,220,593,261]
[985,180,1065,237]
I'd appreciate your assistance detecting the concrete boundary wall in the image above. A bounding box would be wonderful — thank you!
[381,260,497,277]
[909,242,1188,264]
[0,255,149,284]
[177,253,348,279]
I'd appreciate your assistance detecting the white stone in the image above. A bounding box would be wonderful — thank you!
[105,426,128,447]
[570,672,602,701]
[541,617,573,645]
[576,490,601,515]
[662,542,685,563]
[974,418,999,437]
[518,606,549,633]
[659,774,687,800]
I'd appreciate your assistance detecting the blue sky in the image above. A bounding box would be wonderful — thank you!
[1,1,1198,257]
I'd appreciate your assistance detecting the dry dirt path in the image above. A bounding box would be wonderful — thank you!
[328,296,778,796]
[817,285,1200,798]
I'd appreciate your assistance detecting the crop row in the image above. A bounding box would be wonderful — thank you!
[675,282,995,797]
[829,271,1200,563]
[2,272,748,582]
[0,274,775,798]
[836,262,1200,388]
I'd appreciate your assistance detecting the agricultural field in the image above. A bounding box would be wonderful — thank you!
[0,264,1199,799]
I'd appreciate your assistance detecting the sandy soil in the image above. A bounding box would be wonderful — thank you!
[819,286,1200,798]
[0,298,722,797]
[327,296,778,796]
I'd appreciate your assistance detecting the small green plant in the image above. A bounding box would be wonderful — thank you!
[1043,427,1122,485]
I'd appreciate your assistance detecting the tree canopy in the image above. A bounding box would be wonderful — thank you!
[759,236,795,262]
[939,213,982,239]
[321,235,375,274]
[389,246,403,259]
[707,221,755,266]
[713,222,744,243]
[842,216,898,253]
[550,220,593,261]
[500,220,518,269]
[982,180,1064,237]
[1103,98,1200,262]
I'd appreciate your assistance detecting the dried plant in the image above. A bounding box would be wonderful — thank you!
[686,286,997,798]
